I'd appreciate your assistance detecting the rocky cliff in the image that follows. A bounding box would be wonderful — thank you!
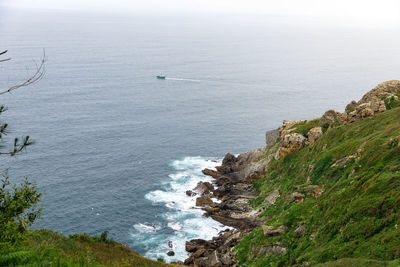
[184,80,400,266]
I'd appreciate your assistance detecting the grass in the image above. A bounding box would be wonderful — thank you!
[235,106,400,266]
[2,229,176,267]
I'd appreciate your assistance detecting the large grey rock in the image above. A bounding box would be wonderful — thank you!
[195,195,214,207]
[294,225,306,235]
[194,181,214,195]
[263,189,280,205]
[320,110,341,124]
[307,127,323,145]
[265,128,279,148]
[209,251,221,266]
[262,225,287,236]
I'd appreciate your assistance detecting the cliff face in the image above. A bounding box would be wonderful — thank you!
[185,80,400,266]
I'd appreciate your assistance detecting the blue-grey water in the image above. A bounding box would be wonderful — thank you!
[1,8,400,261]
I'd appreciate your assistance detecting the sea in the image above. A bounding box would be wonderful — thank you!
[0,7,400,262]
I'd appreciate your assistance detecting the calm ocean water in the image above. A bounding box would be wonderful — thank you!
[1,8,400,261]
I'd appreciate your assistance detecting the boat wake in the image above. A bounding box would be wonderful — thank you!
[129,156,230,262]
[165,77,203,82]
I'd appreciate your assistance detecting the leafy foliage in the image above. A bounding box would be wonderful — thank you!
[0,172,42,250]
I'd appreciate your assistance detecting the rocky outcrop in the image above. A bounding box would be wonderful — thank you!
[307,127,323,145]
[294,225,306,235]
[276,133,308,159]
[194,181,214,196]
[216,148,272,182]
[265,129,279,148]
[184,230,244,266]
[284,192,305,203]
[263,189,280,205]
[184,80,400,266]
[324,80,400,125]
[262,225,287,236]
[331,155,358,167]
[195,195,214,207]
[302,185,324,197]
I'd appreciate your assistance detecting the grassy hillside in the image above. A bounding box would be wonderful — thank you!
[1,229,175,267]
[235,106,400,266]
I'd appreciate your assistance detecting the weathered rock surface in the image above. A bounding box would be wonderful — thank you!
[284,192,305,203]
[167,251,175,256]
[263,189,280,205]
[307,127,323,145]
[262,225,287,236]
[276,133,308,159]
[194,181,214,196]
[265,128,279,148]
[195,195,214,207]
[184,230,244,266]
[186,190,196,197]
[331,155,358,167]
[186,147,272,265]
[294,225,306,235]
[302,185,324,197]
[325,80,400,125]
[216,148,270,182]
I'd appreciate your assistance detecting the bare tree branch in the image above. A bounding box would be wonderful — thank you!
[0,58,11,63]
[0,49,46,96]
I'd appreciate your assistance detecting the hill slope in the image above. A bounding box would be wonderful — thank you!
[235,93,400,266]
[1,229,176,267]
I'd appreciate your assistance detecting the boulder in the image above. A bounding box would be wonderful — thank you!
[331,155,357,167]
[262,225,287,236]
[202,168,229,179]
[307,127,323,145]
[216,153,238,174]
[345,100,358,112]
[263,189,280,205]
[194,181,214,195]
[215,148,268,182]
[196,195,214,207]
[265,129,279,148]
[320,110,341,124]
[167,251,175,256]
[277,133,308,159]
[186,190,196,197]
[220,252,233,265]
[185,239,216,252]
[209,251,221,266]
[279,120,305,137]
[294,225,306,235]
[302,185,324,197]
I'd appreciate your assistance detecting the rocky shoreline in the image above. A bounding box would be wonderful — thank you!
[181,80,400,266]
[183,148,276,266]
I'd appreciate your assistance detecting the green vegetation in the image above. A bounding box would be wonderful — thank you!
[236,107,400,266]
[293,119,321,136]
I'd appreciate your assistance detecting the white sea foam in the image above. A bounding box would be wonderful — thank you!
[168,222,183,231]
[133,223,161,233]
[131,156,230,262]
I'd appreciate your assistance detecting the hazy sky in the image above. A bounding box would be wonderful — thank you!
[2,0,400,27]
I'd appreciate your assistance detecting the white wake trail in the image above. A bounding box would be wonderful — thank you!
[165,77,203,82]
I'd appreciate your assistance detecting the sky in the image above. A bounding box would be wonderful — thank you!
[2,0,400,27]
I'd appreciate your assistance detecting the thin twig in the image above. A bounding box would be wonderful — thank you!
[0,49,46,96]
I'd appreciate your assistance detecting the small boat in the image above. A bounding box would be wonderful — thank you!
[157,75,166,80]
